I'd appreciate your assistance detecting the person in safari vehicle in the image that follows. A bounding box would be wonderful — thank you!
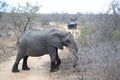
[67,18,77,29]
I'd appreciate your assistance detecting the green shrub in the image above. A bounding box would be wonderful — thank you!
[79,35,87,46]
[81,26,95,36]
[78,24,96,47]
[111,30,120,39]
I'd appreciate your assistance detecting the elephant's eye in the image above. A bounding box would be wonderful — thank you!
[66,39,70,43]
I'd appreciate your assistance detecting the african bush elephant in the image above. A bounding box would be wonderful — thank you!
[12,29,78,72]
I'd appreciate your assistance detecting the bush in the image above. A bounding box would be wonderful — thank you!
[111,30,120,40]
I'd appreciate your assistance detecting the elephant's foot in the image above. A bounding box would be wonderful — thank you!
[55,64,60,70]
[12,63,20,73]
[50,68,59,72]
[50,62,59,72]
[73,64,76,67]
[12,68,20,72]
[22,66,30,70]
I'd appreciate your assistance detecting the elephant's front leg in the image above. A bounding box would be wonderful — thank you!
[56,49,61,69]
[48,47,59,72]
[50,55,58,72]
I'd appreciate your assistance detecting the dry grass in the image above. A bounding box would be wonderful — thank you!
[0,36,16,62]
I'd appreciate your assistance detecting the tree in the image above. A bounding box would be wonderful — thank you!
[107,0,120,30]
[9,2,40,40]
[0,1,8,20]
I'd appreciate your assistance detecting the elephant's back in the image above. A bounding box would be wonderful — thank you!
[18,29,57,48]
[19,29,46,44]
[23,29,56,37]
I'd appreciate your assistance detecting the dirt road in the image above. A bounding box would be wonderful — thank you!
[0,55,58,80]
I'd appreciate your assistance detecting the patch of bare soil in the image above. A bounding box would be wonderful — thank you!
[0,55,53,80]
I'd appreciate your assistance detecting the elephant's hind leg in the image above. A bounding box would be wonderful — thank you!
[12,51,24,72]
[22,56,30,70]
[12,48,26,73]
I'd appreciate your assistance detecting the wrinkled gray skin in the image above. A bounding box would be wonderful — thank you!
[12,29,78,73]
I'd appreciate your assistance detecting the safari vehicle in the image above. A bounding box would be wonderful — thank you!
[67,18,77,29]
[67,21,77,29]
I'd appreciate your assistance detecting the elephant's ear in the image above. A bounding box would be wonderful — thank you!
[47,32,63,50]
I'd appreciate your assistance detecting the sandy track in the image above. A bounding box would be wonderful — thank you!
[0,55,57,80]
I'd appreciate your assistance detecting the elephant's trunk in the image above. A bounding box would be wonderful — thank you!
[72,47,79,67]
[69,42,79,67]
